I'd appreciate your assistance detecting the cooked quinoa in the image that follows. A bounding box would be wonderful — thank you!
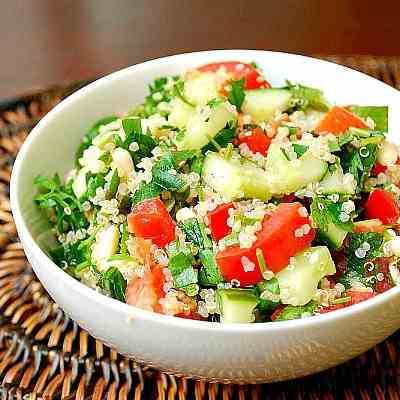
[34,60,400,323]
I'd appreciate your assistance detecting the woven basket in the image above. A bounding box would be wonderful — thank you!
[1,55,400,399]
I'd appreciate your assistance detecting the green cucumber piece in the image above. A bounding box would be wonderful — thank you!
[216,288,259,323]
[350,106,388,132]
[318,222,348,250]
[202,153,243,200]
[318,165,356,195]
[168,99,195,129]
[202,153,272,201]
[176,101,236,150]
[184,72,219,106]
[265,143,328,195]
[242,88,292,123]
[276,246,336,306]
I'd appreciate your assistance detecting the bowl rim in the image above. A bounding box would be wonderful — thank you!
[10,49,400,333]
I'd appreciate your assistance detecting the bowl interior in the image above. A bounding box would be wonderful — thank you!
[12,49,400,293]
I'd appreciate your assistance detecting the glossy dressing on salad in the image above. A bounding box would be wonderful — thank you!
[34,61,400,323]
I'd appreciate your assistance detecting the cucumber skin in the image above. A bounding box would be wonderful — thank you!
[217,288,259,323]
[202,153,272,201]
[318,223,348,250]
[277,246,336,306]
[176,102,236,150]
[242,88,292,123]
[266,143,328,195]
[350,106,388,132]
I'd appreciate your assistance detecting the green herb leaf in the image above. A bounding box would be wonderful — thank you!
[202,122,237,153]
[131,181,161,205]
[287,82,330,112]
[97,267,127,302]
[292,143,308,158]
[106,169,120,200]
[34,174,88,234]
[121,118,157,163]
[350,106,388,132]
[179,218,212,250]
[227,78,245,111]
[275,300,317,321]
[173,80,195,107]
[346,232,384,275]
[75,116,118,165]
[340,143,377,187]
[168,252,198,292]
[256,278,280,312]
[198,249,224,286]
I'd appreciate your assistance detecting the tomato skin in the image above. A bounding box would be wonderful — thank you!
[372,162,387,176]
[365,189,400,224]
[353,219,385,234]
[197,61,270,90]
[208,202,235,241]
[319,290,376,314]
[238,128,271,156]
[126,268,165,313]
[315,106,367,135]
[128,198,176,248]
[216,203,315,286]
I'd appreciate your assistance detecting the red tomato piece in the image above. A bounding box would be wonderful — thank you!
[238,128,271,156]
[365,189,400,224]
[282,193,296,203]
[197,61,270,90]
[216,203,315,286]
[353,219,385,234]
[128,198,176,248]
[126,268,165,313]
[319,290,376,314]
[315,106,367,135]
[208,202,235,241]
[371,162,387,176]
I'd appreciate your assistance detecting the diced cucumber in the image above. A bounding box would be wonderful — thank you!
[168,98,195,129]
[318,165,356,195]
[265,143,328,195]
[92,224,120,266]
[318,222,348,250]
[350,106,388,132]
[202,153,272,201]
[216,288,259,323]
[276,246,336,306]
[202,153,243,200]
[184,72,219,106]
[72,167,88,199]
[176,101,236,150]
[242,88,292,123]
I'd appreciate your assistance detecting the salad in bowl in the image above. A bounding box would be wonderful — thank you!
[33,60,400,324]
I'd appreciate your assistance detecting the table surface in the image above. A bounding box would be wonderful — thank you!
[2,0,400,100]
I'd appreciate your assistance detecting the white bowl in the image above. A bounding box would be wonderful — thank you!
[10,50,400,384]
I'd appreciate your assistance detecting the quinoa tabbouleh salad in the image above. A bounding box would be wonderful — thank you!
[34,60,400,323]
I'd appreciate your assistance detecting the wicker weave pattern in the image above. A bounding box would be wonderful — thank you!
[0,56,399,399]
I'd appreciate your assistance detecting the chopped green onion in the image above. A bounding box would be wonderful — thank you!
[331,296,352,305]
[256,248,267,273]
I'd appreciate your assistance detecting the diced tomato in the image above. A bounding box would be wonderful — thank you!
[282,193,296,203]
[128,198,176,248]
[371,162,387,176]
[238,127,271,156]
[365,189,400,224]
[319,290,376,314]
[126,267,165,313]
[346,290,376,304]
[315,106,367,135]
[208,202,235,241]
[197,61,270,90]
[270,305,285,321]
[216,203,315,286]
[353,219,385,234]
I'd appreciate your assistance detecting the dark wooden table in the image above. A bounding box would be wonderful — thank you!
[1,0,400,100]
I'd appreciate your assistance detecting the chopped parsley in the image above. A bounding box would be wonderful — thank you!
[227,78,245,112]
